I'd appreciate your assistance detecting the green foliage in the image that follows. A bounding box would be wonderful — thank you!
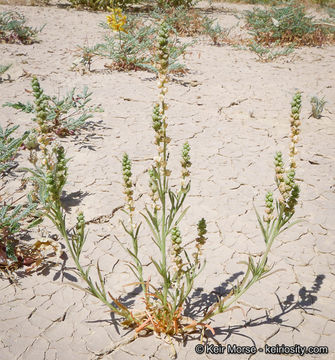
[152,5,203,37]
[3,77,103,138]
[155,0,197,8]
[0,193,47,273]
[220,0,335,7]
[67,0,140,10]
[92,16,156,71]
[0,196,41,269]
[246,40,294,61]
[327,7,335,17]
[0,196,39,237]
[201,16,233,45]
[72,46,95,73]
[82,13,190,73]
[24,145,69,207]
[0,11,44,45]
[0,125,28,174]
[0,64,12,79]
[0,125,43,271]
[313,0,335,8]
[0,64,11,75]
[68,0,197,9]
[0,192,43,272]
[151,5,231,45]
[0,64,11,83]
[310,96,326,119]
[32,23,303,341]
[221,0,287,4]
[245,1,335,45]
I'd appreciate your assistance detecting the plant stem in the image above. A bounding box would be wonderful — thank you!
[201,206,286,323]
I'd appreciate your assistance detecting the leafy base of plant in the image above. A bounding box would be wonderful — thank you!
[0,11,44,45]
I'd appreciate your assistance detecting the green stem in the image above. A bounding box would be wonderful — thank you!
[49,200,131,320]
[201,205,286,323]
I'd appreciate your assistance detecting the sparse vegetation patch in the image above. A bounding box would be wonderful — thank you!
[0,10,44,44]
[245,2,335,46]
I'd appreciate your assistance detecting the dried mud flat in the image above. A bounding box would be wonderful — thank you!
[0,1,335,360]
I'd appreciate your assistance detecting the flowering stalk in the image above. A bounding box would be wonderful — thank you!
[28,143,134,322]
[106,7,128,64]
[138,22,206,329]
[120,153,145,293]
[32,77,50,134]
[289,92,301,169]
[193,218,207,267]
[107,7,127,33]
[171,226,183,278]
[180,142,191,192]
[150,22,171,309]
[201,92,302,323]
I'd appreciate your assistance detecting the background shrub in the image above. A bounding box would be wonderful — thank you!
[245,1,335,46]
[0,11,44,44]
[67,0,141,10]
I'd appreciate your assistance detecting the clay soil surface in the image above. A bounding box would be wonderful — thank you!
[1,1,335,359]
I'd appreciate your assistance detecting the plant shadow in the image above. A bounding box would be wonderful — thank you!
[52,251,78,283]
[195,274,325,344]
[80,271,325,345]
[61,190,89,213]
[85,284,143,335]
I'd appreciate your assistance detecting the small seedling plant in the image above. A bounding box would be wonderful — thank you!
[0,64,11,83]
[0,11,44,45]
[310,96,326,119]
[4,77,103,140]
[30,22,304,350]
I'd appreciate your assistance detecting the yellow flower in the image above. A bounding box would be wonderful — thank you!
[106,8,127,33]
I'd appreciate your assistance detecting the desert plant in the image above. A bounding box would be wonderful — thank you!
[199,92,302,323]
[0,125,28,174]
[31,22,303,348]
[72,45,95,73]
[0,194,42,267]
[67,0,140,10]
[218,0,335,7]
[327,7,335,18]
[0,64,11,82]
[0,64,11,74]
[0,11,44,44]
[246,40,294,61]
[0,124,60,276]
[0,189,60,275]
[151,5,232,45]
[3,77,103,138]
[201,16,233,45]
[315,0,335,8]
[152,5,205,37]
[245,1,335,46]
[84,9,189,72]
[155,0,196,7]
[310,95,326,119]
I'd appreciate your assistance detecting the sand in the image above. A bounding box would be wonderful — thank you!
[0,1,334,359]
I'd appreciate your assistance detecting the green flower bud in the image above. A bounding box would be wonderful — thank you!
[197,218,207,237]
